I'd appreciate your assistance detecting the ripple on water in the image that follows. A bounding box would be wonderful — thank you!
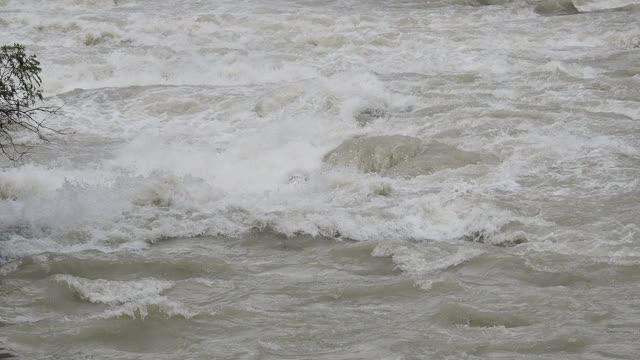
[434,303,532,328]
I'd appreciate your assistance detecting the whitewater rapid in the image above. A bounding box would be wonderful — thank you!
[1,0,639,358]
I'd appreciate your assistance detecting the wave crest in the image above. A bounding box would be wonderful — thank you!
[55,275,193,319]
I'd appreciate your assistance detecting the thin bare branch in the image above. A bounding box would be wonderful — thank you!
[0,44,63,162]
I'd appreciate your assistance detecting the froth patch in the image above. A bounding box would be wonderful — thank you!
[0,177,43,201]
[54,275,193,319]
[55,275,174,304]
[2,166,82,204]
[607,30,640,49]
[373,241,485,289]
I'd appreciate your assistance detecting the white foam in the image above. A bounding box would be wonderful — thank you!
[575,0,639,11]
[54,275,193,319]
[373,240,486,289]
[0,0,638,268]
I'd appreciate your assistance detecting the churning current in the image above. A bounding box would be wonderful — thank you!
[1,0,639,359]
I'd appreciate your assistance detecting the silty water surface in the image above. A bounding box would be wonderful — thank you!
[0,0,639,358]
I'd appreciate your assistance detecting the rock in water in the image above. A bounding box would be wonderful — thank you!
[388,142,486,177]
[462,230,529,247]
[534,0,580,16]
[0,348,17,359]
[354,107,388,127]
[323,135,487,177]
[324,135,423,174]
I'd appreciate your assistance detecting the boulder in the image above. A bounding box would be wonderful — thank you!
[323,135,487,178]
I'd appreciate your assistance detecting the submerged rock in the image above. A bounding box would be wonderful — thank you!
[435,303,532,328]
[286,169,310,184]
[534,0,580,16]
[0,348,17,359]
[462,230,528,247]
[323,135,488,178]
[254,86,304,117]
[462,230,490,244]
[458,0,512,6]
[324,135,422,174]
[498,236,529,247]
[370,182,393,196]
[354,107,389,127]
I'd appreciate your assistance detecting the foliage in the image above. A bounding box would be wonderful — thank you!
[0,43,60,161]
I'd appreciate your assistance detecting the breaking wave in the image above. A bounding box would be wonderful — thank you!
[534,0,640,15]
[0,0,638,269]
[55,275,193,319]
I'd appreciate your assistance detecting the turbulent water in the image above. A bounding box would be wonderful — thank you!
[1,0,639,358]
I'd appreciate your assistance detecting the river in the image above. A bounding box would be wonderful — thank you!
[0,0,639,358]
